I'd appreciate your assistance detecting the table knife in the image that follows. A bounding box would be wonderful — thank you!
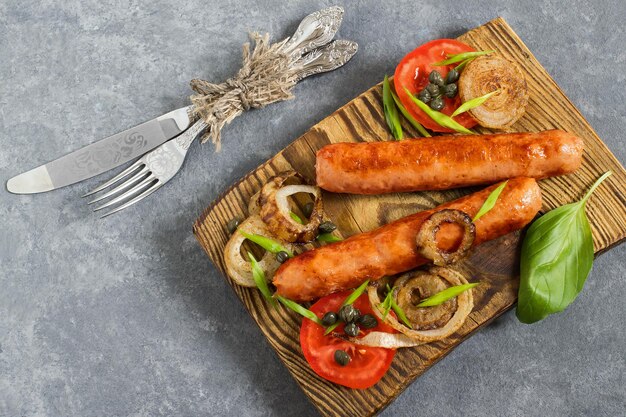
[6,106,193,194]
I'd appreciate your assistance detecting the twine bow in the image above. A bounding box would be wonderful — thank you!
[190,33,299,150]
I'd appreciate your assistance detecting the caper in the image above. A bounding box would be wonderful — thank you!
[444,83,458,98]
[426,83,440,96]
[357,314,378,329]
[226,218,240,234]
[429,70,445,87]
[339,304,360,323]
[417,89,431,103]
[318,221,337,234]
[303,202,314,218]
[344,323,360,337]
[276,251,290,264]
[430,96,444,111]
[322,311,338,326]
[445,68,459,84]
[334,349,351,366]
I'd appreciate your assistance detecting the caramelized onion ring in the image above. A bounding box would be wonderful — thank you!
[224,215,296,287]
[366,267,474,343]
[415,209,475,266]
[259,171,323,243]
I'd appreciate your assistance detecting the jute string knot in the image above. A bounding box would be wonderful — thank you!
[190,32,298,150]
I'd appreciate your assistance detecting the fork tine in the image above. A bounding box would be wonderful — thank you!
[92,175,157,212]
[99,181,164,218]
[87,166,149,205]
[82,160,144,197]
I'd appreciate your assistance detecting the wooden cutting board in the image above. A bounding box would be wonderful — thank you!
[193,17,626,417]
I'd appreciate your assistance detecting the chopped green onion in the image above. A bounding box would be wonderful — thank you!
[379,284,394,320]
[473,181,508,222]
[404,87,475,135]
[432,50,495,66]
[323,279,371,335]
[451,90,499,117]
[377,284,412,328]
[383,75,403,140]
[290,211,304,224]
[239,230,293,257]
[417,283,479,307]
[390,298,412,329]
[248,252,276,306]
[276,296,323,326]
[390,90,432,137]
[454,58,473,72]
[317,233,342,243]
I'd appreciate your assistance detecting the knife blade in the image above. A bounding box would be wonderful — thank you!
[6,106,194,194]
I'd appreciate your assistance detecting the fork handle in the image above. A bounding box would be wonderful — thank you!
[174,119,207,151]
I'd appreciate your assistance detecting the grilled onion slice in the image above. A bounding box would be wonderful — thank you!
[416,209,475,266]
[458,55,529,129]
[365,267,474,344]
[259,171,323,243]
[224,215,295,287]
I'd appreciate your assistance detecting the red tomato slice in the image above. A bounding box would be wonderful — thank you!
[394,39,478,132]
[300,291,396,389]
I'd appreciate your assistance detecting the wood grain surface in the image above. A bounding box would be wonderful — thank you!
[193,17,626,417]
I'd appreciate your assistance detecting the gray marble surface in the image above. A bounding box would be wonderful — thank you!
[1,0,625,416]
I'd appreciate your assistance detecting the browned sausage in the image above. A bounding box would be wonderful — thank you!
[316,130,583,194]
[273,177,541,301]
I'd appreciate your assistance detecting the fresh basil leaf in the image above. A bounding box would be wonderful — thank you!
[276,295,323,326]
[473,180,508,222]
[239,230,293,257]
[404,87,475,135]
[416,283,479,307]
[383,75,403,140]
[317,233,342,243]
[516,171,612,324]
[432,50,495,66]
[290,211,304,224]
[390,90,432,137]
[248,252,276,306]
[451,90,499,117]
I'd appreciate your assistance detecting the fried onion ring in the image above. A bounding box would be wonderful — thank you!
[415,209,475,266]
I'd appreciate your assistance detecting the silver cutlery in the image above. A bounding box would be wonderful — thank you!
[85,40,358,217]
[6,6,346,195]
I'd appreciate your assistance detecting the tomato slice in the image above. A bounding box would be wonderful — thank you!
[300,291,396,389]
[394,39,478,132]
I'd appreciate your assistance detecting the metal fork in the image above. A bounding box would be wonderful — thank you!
[83,40,358,217]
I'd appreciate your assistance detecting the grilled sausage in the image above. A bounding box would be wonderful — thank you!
[316,130,583,194]
[273,177,541,301]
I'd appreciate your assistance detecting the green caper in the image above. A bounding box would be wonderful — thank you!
[303,202,314,218]
[226,218,240,234]
[357,314,378,329]
[426,83,440,96]
[444,83,458,98]
[318,221,337,234]
[339,304,359,323]
[429,70,445,87]
[445,68,459,84]
[417,89,431,103]
[430,96,444,111]
[334,349,351,366]
[344,323,360,337]
[276,251,290,263]
[322,311,338,326]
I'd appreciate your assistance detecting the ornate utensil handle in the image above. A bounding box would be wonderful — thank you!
[281,6,344,57]
[294,40,358,81]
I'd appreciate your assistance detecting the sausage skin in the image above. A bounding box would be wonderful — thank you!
[273,177,542,302]
[316,130,583,194]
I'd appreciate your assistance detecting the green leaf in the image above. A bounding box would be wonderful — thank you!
[239,230,293,257]
[390,90,432,137]
[383,75,403,140]
[432,50,495,66]
[473,180,508,222]
[276,295,323,326]
[451,90,499,117]
[416,283,479,307]
[248,252,276,306]
[516,171,612,324]
[317,233,342,243]
[290,211,304,224]
[404,87,475,135]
